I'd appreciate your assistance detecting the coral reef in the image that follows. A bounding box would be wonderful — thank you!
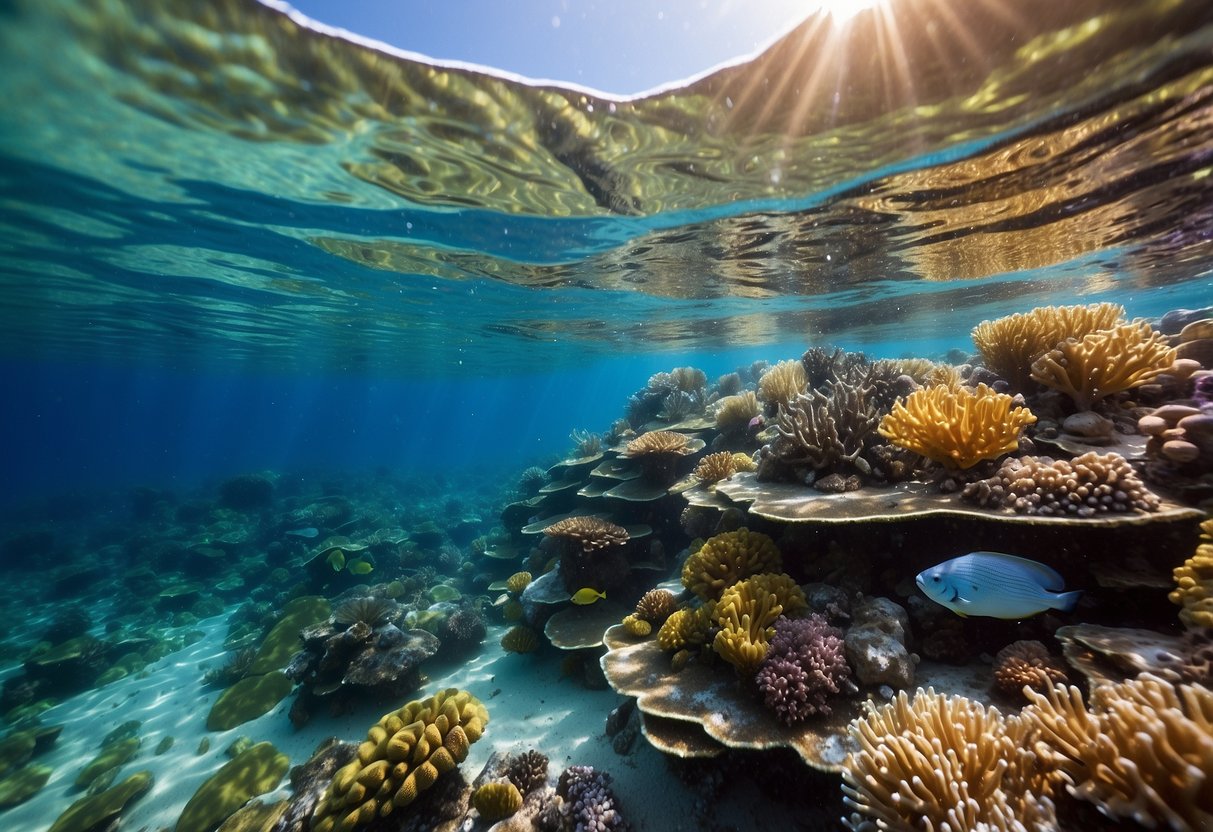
[439,607,486,655]
[961,452,1161,516]
[556,765,628,832]
[972,302,1124,390]
[1030,321,1176,410]
[634,589,678,624]
[620,615,651,637]
[310,688,488,832]
[878,383,1035,470]
[713,391,760,434]
[680,528,782,601]
[1170,518,1213,629]
[543,517,630,553]
[756,382,883,487]
[693,451,741,485]
[544,516,631,594]
[506,571,533,594]
[656,605,715,653]
[712,576,786,675]
[992,640,1068,696]
[758,360,807,413]
[502,749,549,796]
[333,597,398,628]
[176,743,287,832]
[472,780,522,821]
[755,615,850,725]
[620,430,701,483]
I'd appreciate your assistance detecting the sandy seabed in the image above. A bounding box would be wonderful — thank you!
[1,609,814,832]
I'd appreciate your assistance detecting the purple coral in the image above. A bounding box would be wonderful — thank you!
[556,765,629,832]
[1194,374,1213,408]
[754,614,850,725]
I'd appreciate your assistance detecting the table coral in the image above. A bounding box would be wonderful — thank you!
[961,452,1160,516]
[755,615,850,725]
[972,302,1124,390]
[1030,321,1176,410]
[680,528,782,601]
[310,688,488,832]
[543,516,630,553]
[1170,518,1213,629]
[878,383,1035,470]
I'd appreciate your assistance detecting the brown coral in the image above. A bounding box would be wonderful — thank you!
[758,359,807,412]
[961,452,1160,516]
[1030,321,1177,410]
[757,381,883,481]
[1171,518,1213,630]
[693,451,739,485]
[1022,675,1213,830]
[713,391,760,434]
[680,528,783,601]
[634,589,679,624]
[542,516,630,553]
[500,626,540,654]
[972,302,1125,390]
[878,383,1035,470]
[842,688,1055,832]
[310,688,488,832]
[992,640,1069,696]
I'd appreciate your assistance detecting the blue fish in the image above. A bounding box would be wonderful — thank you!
[915,552,1081,619]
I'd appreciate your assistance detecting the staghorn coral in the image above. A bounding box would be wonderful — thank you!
[472,780,522,822]
[972,302,1125,390]
[500,626,540,654]
[878,383,1035,470]
[543,517,630,553]
[757,381,883,483]
[620,614,651,637]
[333,597,398,629]
[992,640,1069,697]
[310,688,488,832]
[634,589,679,624]
[713,577,786,675]
[1171,518,1213,629]
[557,765,628,832]
[713,391,760,434]
[758,360,807,412]
[961,452,1160,516]
[1022,675,1213,831]
[842,688,1055,832]
[1030,321,1177,410]
[755,614,850,725]
[680,528,783,601]
[693,451,740,485]
[505,571,533,595]
[656,604,715,652]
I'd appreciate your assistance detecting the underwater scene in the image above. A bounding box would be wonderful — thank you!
[3,0,1213,829]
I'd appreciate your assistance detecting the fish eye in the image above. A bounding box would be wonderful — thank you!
[931,576,940,582]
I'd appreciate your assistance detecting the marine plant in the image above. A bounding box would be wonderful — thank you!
[680,528,782,601]
[1171,518,1213,629]
[310,688,488,832]
[971,302,1125,390]
[878,382,1035,470]
[754,614,850,724]
[1029,320,1176,410]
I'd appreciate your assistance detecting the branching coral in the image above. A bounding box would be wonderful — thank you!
[557,765,627,832]
[842,688,1055,832]
[1022,675,1213,831]
[503,749,549,795]
[1171,518,1213,629]
[755,615,850,724]
[713,577,786,675]
[992,640,1068,696]
[878,383,1035,470]
[693,451,740,485]
[961,452,1160,516]
[310,688,488,832]
[680,528,783,601]
[543,517,630,553]
[972,302,1125,390]
[713,391,760,434]
[1030,321,1176,410]
[758,359,807,412]
[757,381,883,482]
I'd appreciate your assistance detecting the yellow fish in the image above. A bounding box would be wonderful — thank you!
[326,549,346,571]
[571,587,606,605]
[346,557,374,575]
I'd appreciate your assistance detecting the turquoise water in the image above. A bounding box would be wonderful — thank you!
[2,1,1213,830]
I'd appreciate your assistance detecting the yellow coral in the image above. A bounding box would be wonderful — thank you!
[842,688,1054,832]
[731,452,757,472]
[973,302,1125,390]
[472,780,523,822]
[622,430,696,458]
[621,614,652,637]
[714,391,760,433]
[1022,675,1213,830]
[742,572,807,618]
[878,383,1036,470]
[500,625,540,654]
[758,360,806,411]
[681,528,783,601]
[656,604,715,652]
[1171,518,1213,630]
[1030,321,1176,410]
[506,571,532,594]
[311,689,488,832]
[712,577,786,675]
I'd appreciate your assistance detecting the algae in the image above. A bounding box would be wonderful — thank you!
[0,763,52,808]
[175,742,290,832]
[49,770,153,832]
[75,736,140,789]
[246,596,330,675]
[206,671,293,731]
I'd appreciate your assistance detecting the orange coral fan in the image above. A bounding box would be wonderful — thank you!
[878,383,1036,470]
[992,640,1068,696]
[972,302,1125,390]
[714,391,760,433]
[681,528,783,601]
[694,451,739,485]
[1029,321,1176,410]
[1171,518,1213,630]
[542,516,629,553]
[634,589,679,623]
[758,360,807,412]
[506,571,532,594]
[500,626,540,654]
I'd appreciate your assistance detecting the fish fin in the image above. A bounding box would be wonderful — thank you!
[971,552,1065,591]
[954,609,968,618]
[599,590,607,600]
[1052,589,1082,613]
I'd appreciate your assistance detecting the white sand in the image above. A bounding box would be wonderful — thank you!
[3,612,808,831]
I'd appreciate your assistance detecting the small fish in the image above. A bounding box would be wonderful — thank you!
[326,549,346,572]
[915,552,1081,620]
[285,527,319,539]
[346,557,374,575]
[570,587,606,605]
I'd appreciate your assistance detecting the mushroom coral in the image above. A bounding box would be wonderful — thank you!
[1022,675,1213,831]
[972,302,1125,390]
[878,383,1036,470]
[842,688,1056,832]
[680,528,783,601]
[310,688,488,832]
[1030,321,1176,411]
[1171,518,1213,630]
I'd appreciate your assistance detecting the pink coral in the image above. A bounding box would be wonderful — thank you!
[754,614,850,725]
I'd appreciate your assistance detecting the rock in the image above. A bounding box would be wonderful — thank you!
[206,672,293,731]
[274,741,357,832]
[1162,439,1201,464]
[49,770,153,832]
[844,627,916,689]
[1061,411,1114,439]
[0,763,52,808]
[1178,319,1213,342]
[850,597,910,645]
[1177,338,1213,368]
[1160,307,1213,335]
[176,742,289,832]
[75,736,140,790]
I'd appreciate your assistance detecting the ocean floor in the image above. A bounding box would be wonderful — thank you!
[1,606,823,832]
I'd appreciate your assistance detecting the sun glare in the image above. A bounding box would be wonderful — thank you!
[818,0,885,22]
